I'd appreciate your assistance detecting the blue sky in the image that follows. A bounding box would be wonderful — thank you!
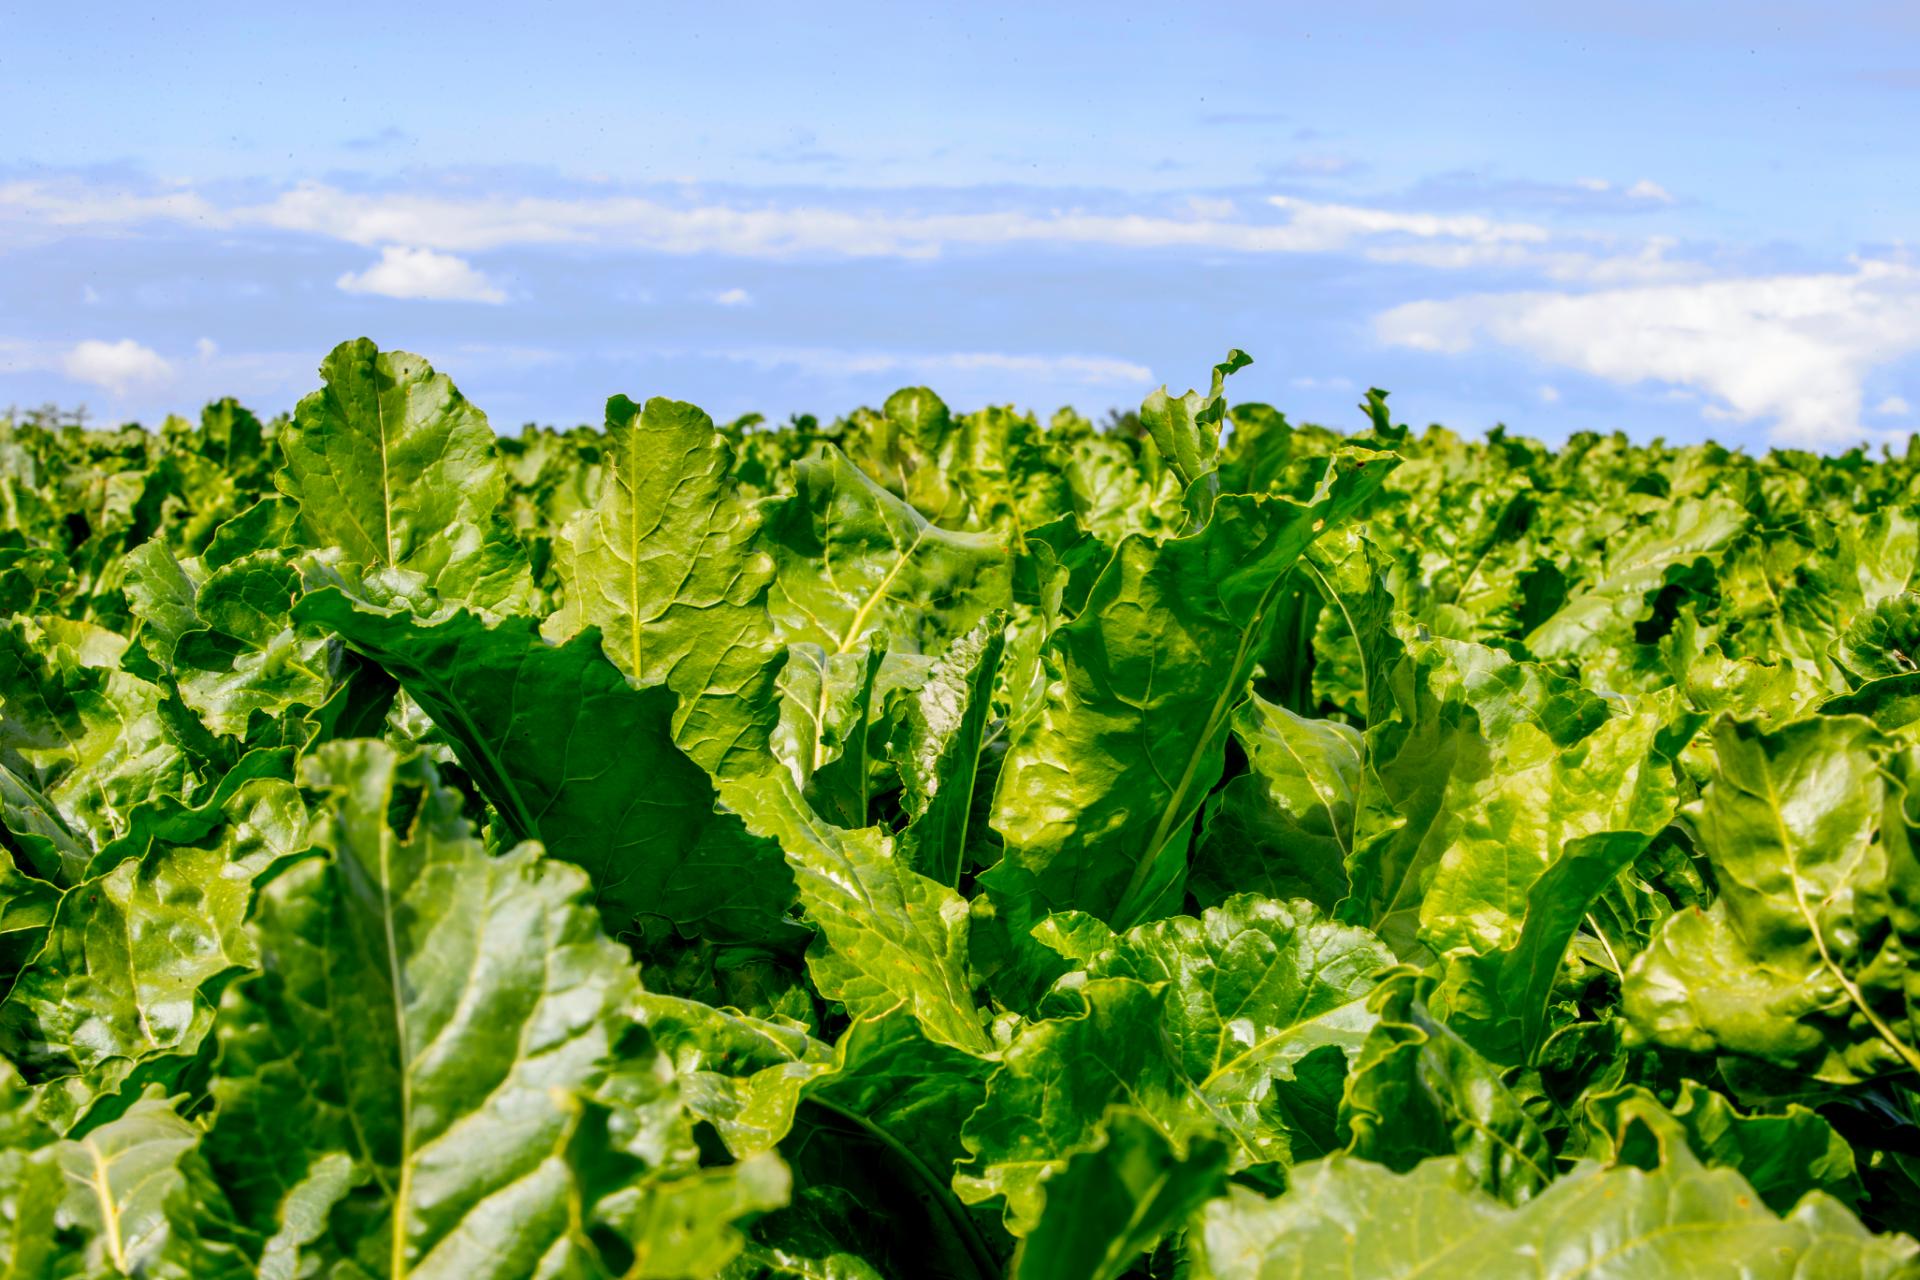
[4,2,1918,449]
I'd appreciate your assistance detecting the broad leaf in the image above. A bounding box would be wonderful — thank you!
[295,588,801,946]
[761,445,1012,657]
[55,1096,249,1278]
[0,840,256,1129]
[988,449,1394,931]
[1583,1080,1862,1214]
[276,339,530,609]
[1193,1147,1918,1279]
[893,612,1006,886]
[545,394,783,777]
[730,776,992,1056]
[1192,693,1360,912]
[960,895,1391,1231]
[1011,1108,1225,1280]
[1623,715,1920,1081]
[210,741,650,1277]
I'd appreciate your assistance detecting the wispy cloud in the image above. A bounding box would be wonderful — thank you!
[1377,258,1920,445]
[0,176,1681,281]
[710,287,753,306]
[1405,171,1681,215]
[336,246,507,303]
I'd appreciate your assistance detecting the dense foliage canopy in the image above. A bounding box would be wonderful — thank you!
[3,338,1919,1277]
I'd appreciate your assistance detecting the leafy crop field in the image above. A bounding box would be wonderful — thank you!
[4,338,1920,1277]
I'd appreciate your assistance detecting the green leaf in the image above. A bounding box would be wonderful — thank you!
[1417,697,1675,957]
[1526,496,1747,660]
[0,619,192,854]
[1441,828,1653,1065]
[0,839,256,1128]
[1138,349,1252,494]
[760,445,1012,658]
[81,745,302,881]
[893,613,1006,886]
[213,740,646,1277]
[1583,1080,1862,1214]
[1048,895,1392,1172]
[627,1006,998,1278]
[0,1062,63,1278]
[1839,593,1920,684]
[987,449,1395,931]
[634,993,832,1159]
[960,895,1391,1232]
[1011,1108,1226,1280]
[557,1090,790,1280]
[1339,971,1552,1203]
[1299,527,1401,725]
[276,339,530,609]
[1191,1146,1917,1279]
[808,1015,994,1190]
[1355,386,1409,447]
[545,394,784,777]
[1622,714,1920,1081]
[1192,692,1360,912]
[125,542,337,738]
[55,1095,249,1278]
[1340,638,1615,957]
[0,761,87,887]
[730,776,991,1056]
[955,977,1184,1235]
[772,635,900,830]
[255,1152,356,1280]
[294,588,802,946]
[0,854,58,979]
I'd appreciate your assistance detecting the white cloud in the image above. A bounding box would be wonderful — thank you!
[0,334,312,419]
[720,346,1153,387]
[711,287,753,306]
[1875,395,1912,416]
[1626,179,1674,203]
[1264,195,1549,251]
[0,176,1679,281]
[1377,258,1920,445]
[1539,384,1561,403]
[62,339,173,395]
[1263,196,1691,284]
[0,182,218,247]
[335,246,506,303]
[1363,234,1693,285]
[1575,177,1612,192]
[256,184,1487,260]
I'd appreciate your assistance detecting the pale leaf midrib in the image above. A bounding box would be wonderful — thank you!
[374,384,396,569]
[379,812,414,1280]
